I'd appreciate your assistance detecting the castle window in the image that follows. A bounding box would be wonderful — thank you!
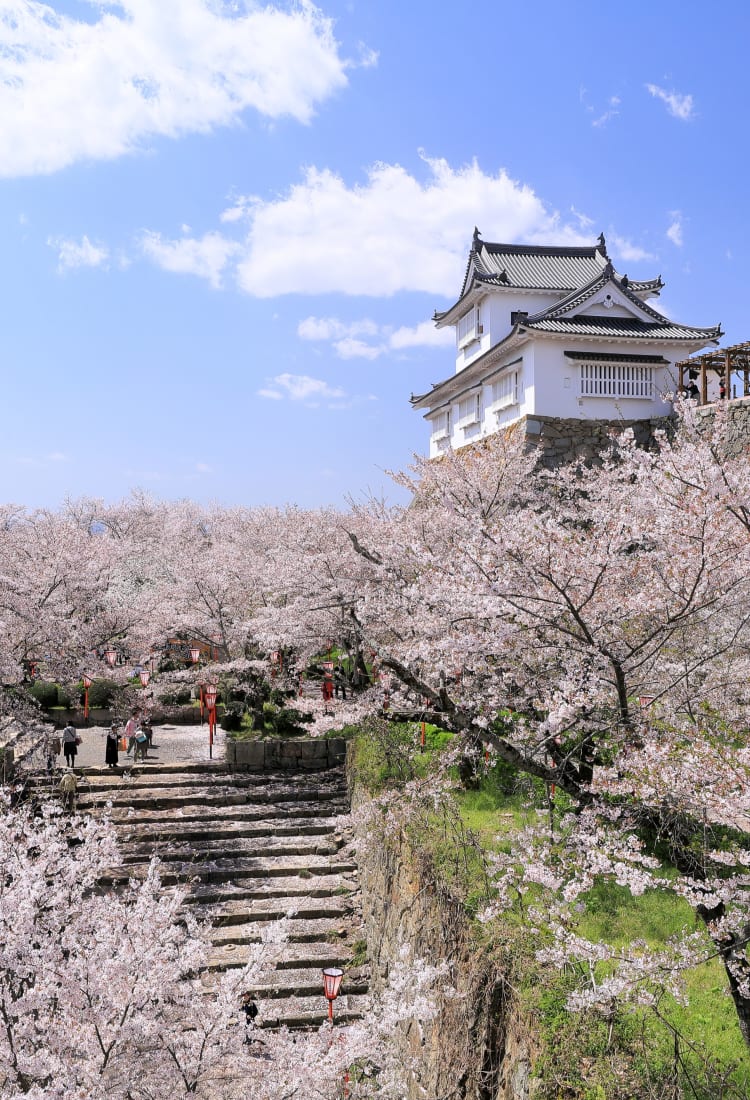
[490,371,519,410]
[430,409,452,440]
[456,305,482,348]
[457,393,481,429]
[580,362,654,399]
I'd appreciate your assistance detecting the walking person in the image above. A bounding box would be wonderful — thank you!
[334,666,347,700]
[58,769,77,813]
[62,722,78,769]
[105,724,119,768]
[133,724,149,761]
[124,713,137,755]
[241,992,259,1042]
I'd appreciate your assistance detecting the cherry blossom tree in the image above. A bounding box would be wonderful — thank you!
[0,795,445,1099]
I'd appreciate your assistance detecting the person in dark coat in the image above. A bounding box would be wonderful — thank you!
[62,723,78,768]
[105,724,119,768]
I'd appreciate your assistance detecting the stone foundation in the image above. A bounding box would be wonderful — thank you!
[521,413,673,468]
[519,396,750,468]
[225,736,346,771]
[693,395,750,457]
[354,789,536,1099]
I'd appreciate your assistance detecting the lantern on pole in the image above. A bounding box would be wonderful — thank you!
[204,682,218,759]
[139,669,150,688]
[82,674,93,720]
[322,967,344,1022]
[381,672,391,712]
[105,649,117,667]
[189,645,201,665]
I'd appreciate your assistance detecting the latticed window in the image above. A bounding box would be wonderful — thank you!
[456,305,481,347]
[457,393,481,429]
[491,371,518,409]
[430,410,452,440]
[580,362,654,398]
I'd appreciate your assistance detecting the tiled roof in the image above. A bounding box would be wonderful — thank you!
[526,266,669,325]
[435,233,663,325]
[467,241,608,294]
[522,315,723,341]
[564,350,668,364]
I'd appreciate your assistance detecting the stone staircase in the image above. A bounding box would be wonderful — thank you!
[68,762,369,1028]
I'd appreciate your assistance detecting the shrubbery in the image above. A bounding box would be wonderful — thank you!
[86,678,118,709]
[27,680,59,709]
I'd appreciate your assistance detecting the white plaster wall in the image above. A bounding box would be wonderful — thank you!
[531,340,674,419]
[455,289,560,373]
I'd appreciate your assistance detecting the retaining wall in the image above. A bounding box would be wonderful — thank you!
[693,394,750,456]
[225,736,347,771]
[354,789,535,1100]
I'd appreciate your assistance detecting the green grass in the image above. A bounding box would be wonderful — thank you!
[453,772,750,1096]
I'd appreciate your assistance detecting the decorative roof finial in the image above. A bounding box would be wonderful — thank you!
[472,226,482,248]
[597,232,608,257]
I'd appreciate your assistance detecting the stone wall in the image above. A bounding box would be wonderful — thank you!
[521,413,673,468]
[521,395,750,468]
[225,736,346,771]
[693,395,750,457]
[354,790,535,1100]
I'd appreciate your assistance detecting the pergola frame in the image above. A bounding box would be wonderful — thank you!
[677,341,750,405]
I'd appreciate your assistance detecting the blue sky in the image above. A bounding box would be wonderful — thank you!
[2,0,747,509]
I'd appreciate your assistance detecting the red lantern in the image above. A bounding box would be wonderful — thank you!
[322,967,344,1021]
[139,670,150,688]
[204,682,218,759]
[189,645,201,664]
[105,649,117,667]
[82,673,93,720]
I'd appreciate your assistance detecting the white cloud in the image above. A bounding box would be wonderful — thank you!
[390,321,453,350]
[146,153,660,301]
[645,84,695,121]
[48,234,109,272]
[234,153,593,297]
[297,315,454,359]
[592,95,621,128]
[257,373,346,404]
[298,316,379,341]
[14,450,70,467]
[333,337,383,360]
[140,231,238,288]
[666,212,684,247]
[608,234,656,264]
[0,1,351,177]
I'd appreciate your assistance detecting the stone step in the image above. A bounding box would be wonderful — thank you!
[110,816,342,843]
[208,896,354,926]
[205,938,363,972]
[75,765,345,783]
[105,801,347,827]
[77,787,348,811]
[104,855,358,887]
[78,766,345,789]
[218,993,370,1030]
[209,915,360,946]
[184,875,358,907]
[119,835,345,863]
[222,966,369,997]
